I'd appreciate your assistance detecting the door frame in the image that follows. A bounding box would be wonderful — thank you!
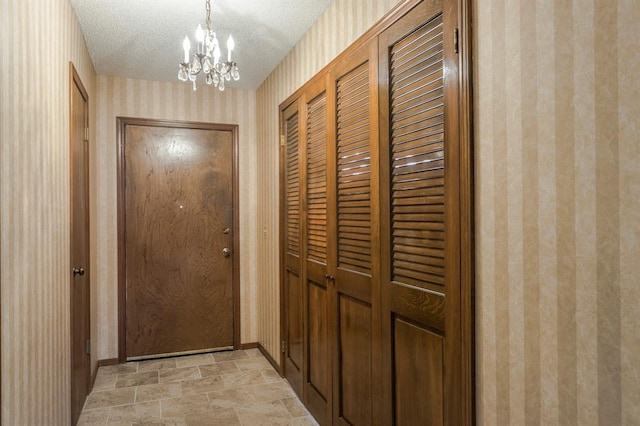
[69,62,91,424]
[116,117,240,362]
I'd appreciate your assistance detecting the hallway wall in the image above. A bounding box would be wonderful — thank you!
[0,0,96,424]
[94,76,258,361]
[256,0,640,423]
[474,0,639,424]
[256,0,403,369]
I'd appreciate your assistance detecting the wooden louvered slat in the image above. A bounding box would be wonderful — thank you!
[337,62,371,275]
[285,113,300,256]
[286,113,300,256]
[306,93,327,264]
[390,13,445,290]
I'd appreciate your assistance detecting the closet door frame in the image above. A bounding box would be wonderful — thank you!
[278,0,474,423]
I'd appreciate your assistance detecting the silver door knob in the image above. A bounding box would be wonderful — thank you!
[73,267,85,276]
[222,248,231,257]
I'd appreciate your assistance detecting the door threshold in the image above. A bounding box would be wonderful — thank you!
[127,346,234,361]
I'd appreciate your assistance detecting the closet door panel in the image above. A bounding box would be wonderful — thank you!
[308,281,329,398]
[393,317,444,425]
[338,295,372,426]
[286,272,303,379]
[303,84,331,424]
[329,41,379,425]
[282,101,304,397]
[379,0,461,424]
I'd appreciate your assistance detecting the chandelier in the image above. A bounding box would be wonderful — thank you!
[178,0,240,91]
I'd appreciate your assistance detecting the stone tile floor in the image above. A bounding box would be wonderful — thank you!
[78,349,319,426]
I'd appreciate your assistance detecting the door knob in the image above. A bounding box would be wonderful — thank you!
[73,267,85,276]
[222,248,231,257]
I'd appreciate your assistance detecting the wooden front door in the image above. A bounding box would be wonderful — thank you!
[70,63,91,425]
[118,119,239,360]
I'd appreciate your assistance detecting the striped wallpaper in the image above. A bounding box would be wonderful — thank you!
[257,0,640,423]
[1,0,637,423]
[94,76,258,361]
[474,0,639,424]
[256,0,403,371]
[0,0,96,424]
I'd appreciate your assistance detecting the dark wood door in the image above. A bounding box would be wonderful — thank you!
[70,64,91,425]
[328,41,379,426]
[302,79,331,424]
[379,0,464,423]
[281,101,304,396]
[121,121,237,359]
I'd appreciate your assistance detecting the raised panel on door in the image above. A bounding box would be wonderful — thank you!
[307,280,329,422]
[286,270,303,395]
[338,295,372,425]
[282,101,304,396]
[328,41,379,425]
[393,317,444,425]
[303,86,331,424]
[379,0,463,424]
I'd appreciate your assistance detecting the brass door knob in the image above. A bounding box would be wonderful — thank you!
[222,248,231,257]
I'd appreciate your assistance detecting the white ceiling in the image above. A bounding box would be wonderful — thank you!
[69,0,332,90]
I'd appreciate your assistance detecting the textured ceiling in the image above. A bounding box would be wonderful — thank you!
[69,0,332,90]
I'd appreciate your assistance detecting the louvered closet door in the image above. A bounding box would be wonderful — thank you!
[328,41,379,426]
[301,80,331,424]
[282,101,304,397]
[379,0,462,424]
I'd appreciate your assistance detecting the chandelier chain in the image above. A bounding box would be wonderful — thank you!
[205,0,211,32]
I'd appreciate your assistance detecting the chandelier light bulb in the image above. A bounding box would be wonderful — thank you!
[213,45,221,64]
[196,25,204,54]
[182,36,191,63]
[227,35,234,62]
[196,25,204,42]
